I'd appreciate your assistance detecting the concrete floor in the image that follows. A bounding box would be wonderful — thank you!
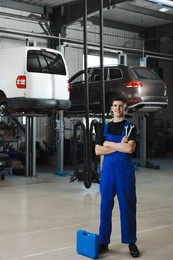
[0,158,172,260]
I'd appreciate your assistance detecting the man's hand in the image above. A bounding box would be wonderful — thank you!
[121,136,128,143]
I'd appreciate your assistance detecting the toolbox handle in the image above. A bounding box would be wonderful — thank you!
[83,230,89,236]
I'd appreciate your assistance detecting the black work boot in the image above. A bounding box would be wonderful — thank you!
[99,244,109,254]
[129,244,140,258]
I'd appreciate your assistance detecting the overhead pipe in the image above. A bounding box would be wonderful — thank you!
[145,54,173,62]
[0,11,47,23]
[0,27,172,60]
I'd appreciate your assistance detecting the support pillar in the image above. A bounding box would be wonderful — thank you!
[139,112,146,167]
[55,111,64,173]
[26,116,36,177]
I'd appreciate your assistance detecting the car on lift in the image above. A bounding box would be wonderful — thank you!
[0,46,71,116]
[68,65,168,115]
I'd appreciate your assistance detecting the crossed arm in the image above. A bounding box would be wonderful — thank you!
[95,136,136,156]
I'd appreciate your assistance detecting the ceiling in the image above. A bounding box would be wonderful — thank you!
[1,0,173,41]
[102,0,173,29]
[9,0,173,28]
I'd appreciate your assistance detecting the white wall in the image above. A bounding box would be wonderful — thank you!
[65,22,144,76]
[0,6,48,49]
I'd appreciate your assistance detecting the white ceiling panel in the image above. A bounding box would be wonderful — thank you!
[1,0,173,31]
[101,5,172,28]
[91,0,173,29]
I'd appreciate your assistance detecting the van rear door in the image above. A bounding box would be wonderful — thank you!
[25,49,69,100]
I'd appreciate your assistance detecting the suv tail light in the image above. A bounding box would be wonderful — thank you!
[127,80,143,88]
[16,75,26,89]
[68,79,70,92]
[164,82,167,96]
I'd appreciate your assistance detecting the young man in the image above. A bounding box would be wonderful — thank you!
[95,97,140,258]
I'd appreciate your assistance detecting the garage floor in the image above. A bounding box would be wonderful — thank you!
[0,158,172,260]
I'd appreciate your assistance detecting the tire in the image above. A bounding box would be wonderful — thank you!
[0,104,8,116]
[83,169,92,189]
[1,175,5,180]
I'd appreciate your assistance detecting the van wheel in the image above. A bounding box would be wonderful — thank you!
[0,104,7,116]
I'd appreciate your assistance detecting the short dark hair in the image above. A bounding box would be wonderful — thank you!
[111,96,127,104]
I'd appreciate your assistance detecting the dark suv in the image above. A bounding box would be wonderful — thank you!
[69,65,168,115]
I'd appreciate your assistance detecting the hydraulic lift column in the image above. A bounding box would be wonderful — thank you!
[55,111,64,173]
[139,112,146,167]
[26,116,36,177]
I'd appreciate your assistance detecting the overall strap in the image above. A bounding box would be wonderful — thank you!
[124,120,130,127]
[103,123,108,137]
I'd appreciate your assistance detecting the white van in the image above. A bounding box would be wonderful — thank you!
[0,46,71,116]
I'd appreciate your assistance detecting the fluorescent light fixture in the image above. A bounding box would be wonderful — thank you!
[147,0,173,8]
[159,7,170,11]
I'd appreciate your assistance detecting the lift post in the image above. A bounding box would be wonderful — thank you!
[25,116,36,177]
[55,110,64,174]
[139,112,146,167]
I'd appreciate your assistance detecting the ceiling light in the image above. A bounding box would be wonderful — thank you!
[147,0,173,8]
[159,7,170,11]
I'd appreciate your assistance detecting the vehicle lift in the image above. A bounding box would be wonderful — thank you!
[12,116,36,177]
[138,57,160,169]
[25,116,36,177]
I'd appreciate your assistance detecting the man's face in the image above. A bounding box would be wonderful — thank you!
[111,100,126,117]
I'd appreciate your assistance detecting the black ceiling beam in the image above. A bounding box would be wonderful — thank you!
[158,22,173,38]
[144,22,173,40]
[89,16,145,33]
[50,0,130,31]
[63,0,110,25]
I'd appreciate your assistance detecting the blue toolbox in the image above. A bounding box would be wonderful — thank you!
[76,230,99,259]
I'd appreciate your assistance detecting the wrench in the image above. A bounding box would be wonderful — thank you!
[124,124,135,137]
[127,124,135,137]
[124,125,129,136]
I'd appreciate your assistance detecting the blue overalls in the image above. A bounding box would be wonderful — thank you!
[99,121,137,245]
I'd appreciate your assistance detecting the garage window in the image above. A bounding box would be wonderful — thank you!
[87,54,118,67]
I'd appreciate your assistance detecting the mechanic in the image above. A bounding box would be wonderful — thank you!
[95,96,140,258]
